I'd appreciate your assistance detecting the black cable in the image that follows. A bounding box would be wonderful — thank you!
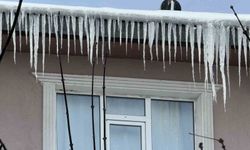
[102,50,108,150]
[58,53,74,150]
[0,0,23,63]
[91,60,97,150]
[230,5,250,41]
[0,139,7,150]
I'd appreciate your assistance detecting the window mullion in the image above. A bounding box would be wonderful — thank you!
[145,98,152,150]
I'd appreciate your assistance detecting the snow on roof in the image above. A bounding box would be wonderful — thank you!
[0,0,249,107]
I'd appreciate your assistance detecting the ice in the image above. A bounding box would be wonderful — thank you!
[85,15,90,58]
[178,24,182,60]
[48,14,52,54]
[95,19,100,61]
[130,21,135,48]
[78,17,84,54]
[0,13,2,54]
[71,16,76,53]
[170,0,174,10]
[33,15,40,76]
[118,20,122,45]
[231,27,236,49]
[167,23,172,64]
[219,24,227,108]
[125,21,128,54]
[148,22,155,61]
[89,18,95,64]
[226,26,231,97]
[29,14,34,68]
[143,22,147,69]
[18,14,22,51]
[237,27,243,86]
[53,14,59,55]
[10,11,16,63]
[24,11,28,44]
[42,14,46,72]
[197,25,202,75]
[60,15,64,49]
[185,24,189,59]
[215,28,219,83]
[112,19,116,43]
[137,22,140,50]
[243,32,248,76]
[66,16,70,60]
[173,24,177,62]
[155,22,159,60]
[101,18,105,62]
[5,12,9,34]
[108,19,112,54]
[189,25,195,82]
[161,22,166,70]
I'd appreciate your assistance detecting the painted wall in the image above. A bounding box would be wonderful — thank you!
[8,0,250,13]
[0,51,250,150]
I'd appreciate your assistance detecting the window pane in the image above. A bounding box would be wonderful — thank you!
[56,94,100,150]
[151,100,194,150]
[107,97,145,116]
[110,125,142,150]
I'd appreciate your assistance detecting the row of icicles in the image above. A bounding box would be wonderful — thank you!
[0,11,249,108]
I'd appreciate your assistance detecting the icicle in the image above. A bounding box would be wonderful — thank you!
[148,22,155,61]
[189,25,195,82]
[10,11,16,63]
[48,14,52,54]
[29,14,34,68]
[178,24,182,60]
[95,20,100,61]
[71,16,76,53]
[125,21,129,54]
[170,0,174,10]
[112,19,116,43]
[219,24,227,109]
[66,16,70,60]
[89,18,96,64]
[118,20,122,45]
[0,13,2,54]
[155,22,159,60]
[237,27,243,86]
[107,19,112,54]
[242,30,248,76]
[24,12,28,44]
[42,15,46,72]
[60,15,64,49]
[203,24,216,99]
[137,22,140,50]
[231,27,236,50]
[225,27,231,97]
[143,22,147,69]
[197,25,202,76]
[185,24,190,60]
[78,17,84,54]
[33,15,40,76]
[101,18,105,62]
[18,14,22,51]
[161,22,166,70]
[5,12,9,34]
[215,27,219,84]
[130,21,135,48]
[173,24,177,62]
[53,14,59,55]
[85,15,90,58]
[167,23,172,64]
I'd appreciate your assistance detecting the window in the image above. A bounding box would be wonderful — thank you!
[38,73,220,150]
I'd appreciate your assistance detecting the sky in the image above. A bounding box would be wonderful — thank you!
[8,0,250,14]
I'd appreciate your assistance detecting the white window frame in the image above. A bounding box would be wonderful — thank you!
[36,73,222,150]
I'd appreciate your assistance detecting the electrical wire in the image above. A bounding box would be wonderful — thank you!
[91,60,97,150]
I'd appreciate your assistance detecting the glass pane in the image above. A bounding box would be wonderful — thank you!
[56,94,100,150]
[107,97,145,116]
[151,100,194,150]
[110,125,142,150]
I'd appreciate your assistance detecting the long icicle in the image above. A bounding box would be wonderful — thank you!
[237,27,243,86]
[79,17,84,54]
[66,16,70,61]
[189,25,195,82]
[161,22,166,70]
[137,22,140,50]
[42,14,46,72]
[60,15,64,49]
[10,11,17,63]
[130,21,135,48]
[53,14,59,55]
[95,20,100,62]
[143,22,147,70]
[71,16,76,53]
[155,22,159,60]
[197,25,202,77]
